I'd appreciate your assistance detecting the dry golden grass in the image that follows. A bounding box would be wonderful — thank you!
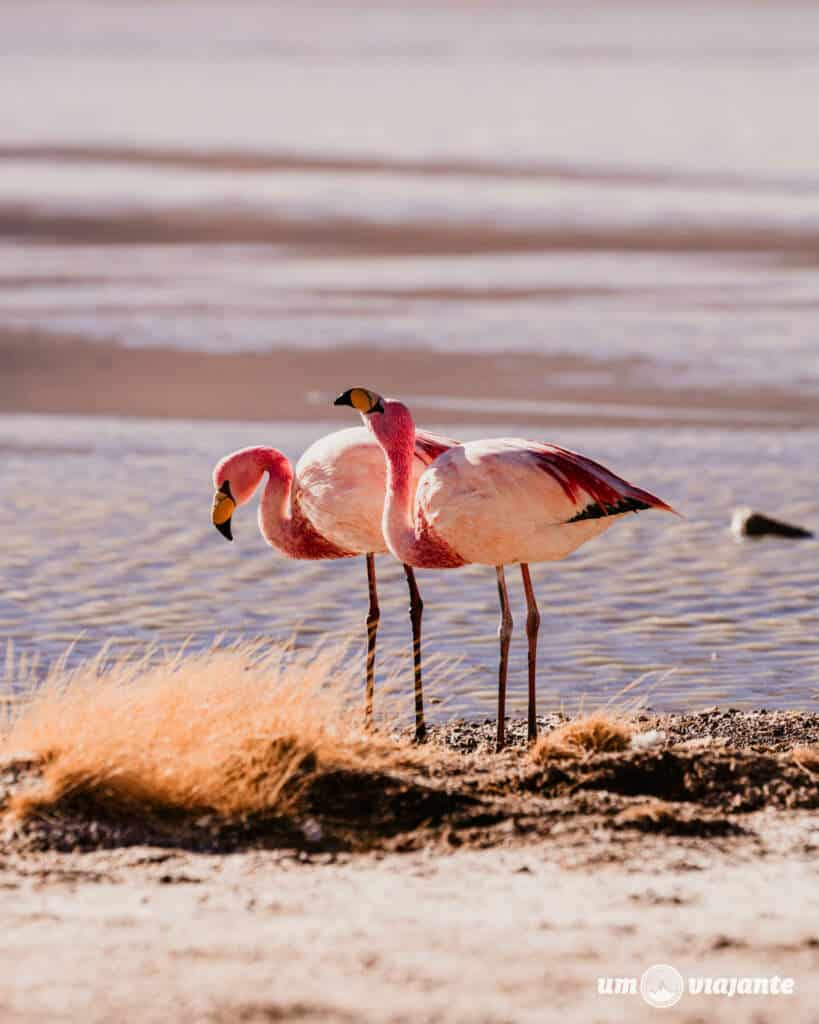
[0,642,417,822]
[613,798,677,829]
[530,711,633,765]
[791,744,819,775]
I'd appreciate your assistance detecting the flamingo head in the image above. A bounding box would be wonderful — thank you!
[333,387,384,416]
[334,387,415,449]
[211,446,289,541]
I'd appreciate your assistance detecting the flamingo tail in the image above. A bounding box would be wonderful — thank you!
[567,487,680,523]
[529,444,680,521]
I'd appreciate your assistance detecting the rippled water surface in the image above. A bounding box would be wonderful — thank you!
[2,414,817,720]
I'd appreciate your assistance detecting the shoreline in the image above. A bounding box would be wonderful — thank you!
[3,327,818,430]
[2,710,819,1022]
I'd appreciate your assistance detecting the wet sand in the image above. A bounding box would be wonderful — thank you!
[4,141,816,193]
[3,328,818,430]
[1,711,819,1023]
[7,199,819,257]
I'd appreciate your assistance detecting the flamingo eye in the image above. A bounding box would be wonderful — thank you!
[220,480,234,500]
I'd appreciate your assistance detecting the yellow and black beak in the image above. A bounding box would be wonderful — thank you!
[334,387,385,415]
[211,480,236,541]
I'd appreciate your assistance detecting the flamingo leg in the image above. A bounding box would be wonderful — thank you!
[403,564,426,742]
[495,565,513,752]
[364,553,380,729]
[520,563,541,743]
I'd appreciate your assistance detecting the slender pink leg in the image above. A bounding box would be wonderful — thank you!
[364,553,379,729]
[403,564,426,742]
[495,565,513,752]
[520,563,541,742]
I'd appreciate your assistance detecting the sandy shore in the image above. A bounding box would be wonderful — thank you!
[3,327,818,430]
[2,711,819,1022]
[1,835,818,1024]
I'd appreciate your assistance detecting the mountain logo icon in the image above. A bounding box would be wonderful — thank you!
[640,964,685,1008]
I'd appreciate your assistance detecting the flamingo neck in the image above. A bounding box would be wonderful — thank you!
[376,411,466,569]
[255,451,301,555]
[256,449,353,561]
[382,437,419,564]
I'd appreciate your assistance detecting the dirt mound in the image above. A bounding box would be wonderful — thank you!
[2,709,817,859]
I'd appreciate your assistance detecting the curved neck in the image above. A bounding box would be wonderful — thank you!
[256,452,300,555]
[255,450,352,560]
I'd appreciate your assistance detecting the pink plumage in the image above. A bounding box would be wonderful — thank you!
[212,426,456,559]
[335,388,676,750]
[526,443,675,521]
[413,430,462,465]
[371,425,675,569]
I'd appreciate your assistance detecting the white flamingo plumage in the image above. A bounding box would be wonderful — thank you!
[334,388,676,750]
[211,425,456,738]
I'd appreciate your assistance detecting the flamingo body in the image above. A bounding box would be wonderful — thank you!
[413,437,672,567]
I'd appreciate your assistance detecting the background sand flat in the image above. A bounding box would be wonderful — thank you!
[2,1,819,400]
[3,329,818,429]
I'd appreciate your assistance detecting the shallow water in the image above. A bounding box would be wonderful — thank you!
[2,1,819,393]
[2,414,817,720]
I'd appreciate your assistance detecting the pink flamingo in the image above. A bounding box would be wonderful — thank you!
[334,388,676,751]
[211,425,455,740]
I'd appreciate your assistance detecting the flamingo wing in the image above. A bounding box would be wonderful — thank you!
[415,438,674,566]
[526,443,676,522]
[294,427,391,554]
[414,429,460,465]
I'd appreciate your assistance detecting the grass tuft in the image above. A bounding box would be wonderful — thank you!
[613,798,678,830]
[0,642,416,822]
[530,711,632,765]
[791,744,819,775]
